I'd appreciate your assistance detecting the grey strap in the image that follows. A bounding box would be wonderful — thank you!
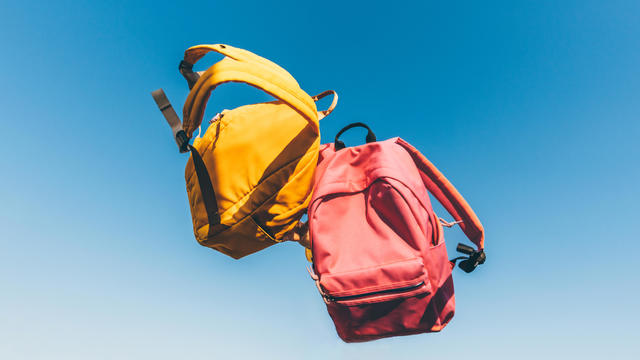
[151,89,189,152]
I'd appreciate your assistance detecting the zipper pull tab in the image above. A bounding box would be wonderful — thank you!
[307,266,331,304]
[209,112,224,124]
[306,265,319,281]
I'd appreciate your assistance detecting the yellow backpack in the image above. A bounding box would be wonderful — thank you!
[152,44,337,259]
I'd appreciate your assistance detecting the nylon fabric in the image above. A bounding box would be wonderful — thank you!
[180,44,334,259]
[182,44,318,137]
[308,134,484,342]
[151,89,184,140]
[396,138,485,249]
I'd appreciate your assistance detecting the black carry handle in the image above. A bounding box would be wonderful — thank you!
[334,122,377,150]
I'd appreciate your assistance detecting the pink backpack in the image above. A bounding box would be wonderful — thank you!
[307,123,486,342]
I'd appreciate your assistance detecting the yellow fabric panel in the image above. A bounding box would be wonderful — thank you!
[184,44,298,87]
[183,58,318,137]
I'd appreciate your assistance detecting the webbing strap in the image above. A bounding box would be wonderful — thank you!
[151,90,220,224]
[189,144,221,225]
[151,89,189,152]
[181,44,319,137]
[397,138,485,250]
[151,89,182,137]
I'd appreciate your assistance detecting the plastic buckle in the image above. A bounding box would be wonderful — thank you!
[179,60,200,89]
[179,60,194,72]
[175,130,190,153]
[455,243,486,273]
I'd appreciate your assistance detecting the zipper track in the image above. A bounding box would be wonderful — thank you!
[326,281,425,302]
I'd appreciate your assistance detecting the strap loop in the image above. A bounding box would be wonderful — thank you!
[312,90,338,120]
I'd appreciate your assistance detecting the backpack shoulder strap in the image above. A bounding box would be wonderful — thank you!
[397,138,485,250]
[181,44,319,138]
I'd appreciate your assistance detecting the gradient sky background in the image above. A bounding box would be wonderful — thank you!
[1,1,639,359]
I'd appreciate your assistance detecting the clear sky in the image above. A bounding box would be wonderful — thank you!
[1,1,639,359]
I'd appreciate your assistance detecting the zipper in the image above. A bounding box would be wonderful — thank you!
[324,281,425,302]
[209,112,224,124]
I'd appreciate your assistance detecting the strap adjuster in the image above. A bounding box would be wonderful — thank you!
[179,60,194,72]
[179,60,201,90]
[454,243,486,273]
[151,89,191,153]
[175,130,190,153]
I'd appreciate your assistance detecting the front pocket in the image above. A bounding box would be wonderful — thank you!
[326,281,427,303]
[311,181,426,276]
[319,257,431,306]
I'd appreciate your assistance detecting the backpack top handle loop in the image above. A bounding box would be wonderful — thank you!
[334,122,377,150]
[312,90,339,120]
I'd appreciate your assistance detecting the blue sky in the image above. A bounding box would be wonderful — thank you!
[1,1,639,359]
